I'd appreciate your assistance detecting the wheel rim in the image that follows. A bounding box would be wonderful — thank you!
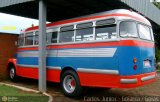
[10,68,15,79]
[63,75,76,93]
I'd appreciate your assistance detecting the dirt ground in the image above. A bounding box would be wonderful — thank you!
[1,72,160,102]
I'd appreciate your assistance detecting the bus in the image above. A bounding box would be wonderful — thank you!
[8,9,157,97]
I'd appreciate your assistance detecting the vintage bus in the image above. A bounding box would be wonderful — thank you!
[8,9,156,97]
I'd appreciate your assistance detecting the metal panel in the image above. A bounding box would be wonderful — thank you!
[120,0,160,26]
[0,0,34,7]
[38,0,47,92]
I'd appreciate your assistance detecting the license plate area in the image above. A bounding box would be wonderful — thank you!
[144,60,151,67]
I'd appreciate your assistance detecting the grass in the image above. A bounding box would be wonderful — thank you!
[0,85,49,102]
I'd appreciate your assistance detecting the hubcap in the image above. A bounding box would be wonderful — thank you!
[10,68,15,79]
[63,75,76,93]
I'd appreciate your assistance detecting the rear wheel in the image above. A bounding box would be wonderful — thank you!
[61,70,83,97]
[8,66,18,82]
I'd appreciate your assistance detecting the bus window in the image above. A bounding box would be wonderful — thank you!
[46,32,52,44]
[18,34,24,46]
[96,18,115,26]
[34,32,39,45]
[76,28,93,41]
[95,24,117,40]
[76,22,93,29]
[59,25,74,43]
[25,35,34,46]
[120,21,138,38]
[150,28,154,41]
[76,22,93,42]
[51,32,58,43]
[138,24,152,41]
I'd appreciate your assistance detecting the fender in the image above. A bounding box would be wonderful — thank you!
[7,58,17,70]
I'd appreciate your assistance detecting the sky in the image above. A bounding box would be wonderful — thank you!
[0,12,39,34]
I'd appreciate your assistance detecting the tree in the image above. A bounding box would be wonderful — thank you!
[153,2,160,9]
[153,2,160,62]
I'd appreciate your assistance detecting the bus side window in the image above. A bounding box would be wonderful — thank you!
[76,28,93,41]
[24,32,34,46]
[46,32,52,44]
[76,22,93,42]
[95,24,117,40]
[138,24,152,41]
[18,34,24,46]
[51,32,58,43]
[34,32,39,45]
[59,25,74,43]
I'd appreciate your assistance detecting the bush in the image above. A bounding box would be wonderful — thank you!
[157,64,160,70]
[155,47,160,62]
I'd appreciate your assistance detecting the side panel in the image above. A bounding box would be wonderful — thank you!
[15,40,156,88]
[16,47,61,82]
[118,46,141,75]
[118,40,155,76]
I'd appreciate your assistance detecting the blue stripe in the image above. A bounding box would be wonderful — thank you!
[17,46,155,76]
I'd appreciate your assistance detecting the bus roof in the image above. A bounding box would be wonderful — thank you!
[24,9,151,32]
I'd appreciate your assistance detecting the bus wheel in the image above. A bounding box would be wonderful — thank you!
[9,66,18,82]
[61,70,83,97]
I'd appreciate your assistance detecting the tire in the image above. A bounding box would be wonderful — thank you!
[61,70,83,97]
[8,66,18,82]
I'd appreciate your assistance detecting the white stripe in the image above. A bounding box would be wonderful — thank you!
[17,48,117,57]
[57,48,116,57]
[17,64,61,70]
[141,75,156,82]
[18,51,38,57]
[120,79,137,84]
[77,68,119,75]
[16,64,38,68]
[47,66,61,70]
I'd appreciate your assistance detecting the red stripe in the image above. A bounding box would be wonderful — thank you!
[18,40,154,51]
[16,66,61,82]
[25,13,146,32]
[18,47,38,51]
[16,66,156,88]
[78,71,156,88]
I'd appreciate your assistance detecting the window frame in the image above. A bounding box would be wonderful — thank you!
[19,18,120,46]
[75,27,94,42]
[95,24,118,41]
[24,32,34,46]
[119,20,139,38]
[59,25,75,43]
[137,23,153,41]
[18,33,25,47]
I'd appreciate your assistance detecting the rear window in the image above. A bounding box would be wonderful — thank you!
[138,24,152,41]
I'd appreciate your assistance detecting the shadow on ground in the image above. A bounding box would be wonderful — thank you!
[2,72,160,102]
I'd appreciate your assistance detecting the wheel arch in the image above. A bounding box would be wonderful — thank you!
[60,66,78,80]
[7,58,17,71]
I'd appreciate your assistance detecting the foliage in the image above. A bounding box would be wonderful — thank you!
[156,47,160,62]
[154,33,160,48]
[157,64,160,70]
[153,2,160,9]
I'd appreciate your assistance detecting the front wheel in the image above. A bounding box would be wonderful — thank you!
[8,66,18,82]
[61,70,83,97]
